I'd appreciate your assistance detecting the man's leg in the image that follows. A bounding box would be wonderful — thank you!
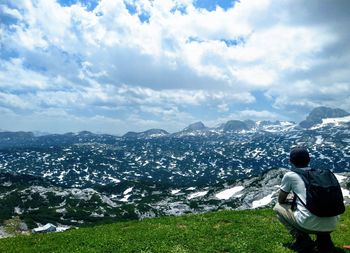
[273,203,298,237]
[273,203,315,252]
[316,232,335,253]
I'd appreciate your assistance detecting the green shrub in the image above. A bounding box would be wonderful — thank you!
[3,216,26,235]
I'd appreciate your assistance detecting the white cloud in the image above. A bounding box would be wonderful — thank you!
[0,58,49,90]
[207,109,284,128]
[1,4,23,20]
[236,109,282,120]
[0,92,34,110]
[231,66,277,87]
[217,103,229,113]
[1,0,350,133]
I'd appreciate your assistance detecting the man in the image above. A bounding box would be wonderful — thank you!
[273,146,340,253]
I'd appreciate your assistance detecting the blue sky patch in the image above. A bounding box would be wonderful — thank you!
[186,36,205,44]
[170,5,187,15]
[138,11,150,23]
[221,37,246,47]
[193,0,237,11]
[57,0,99,11]
[0,47,19,61]
[0,12,20,26]
[124,1,137,15]
[124,1,150,23]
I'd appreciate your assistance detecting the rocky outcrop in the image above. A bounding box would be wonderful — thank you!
[222,120,248,132]
[299,107,349,128]
[123,129,169,139]
[182,122,207,132]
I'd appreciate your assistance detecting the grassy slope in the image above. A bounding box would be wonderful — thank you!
[0,207,349,253]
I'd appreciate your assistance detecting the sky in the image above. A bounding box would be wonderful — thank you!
[0,0,350,135]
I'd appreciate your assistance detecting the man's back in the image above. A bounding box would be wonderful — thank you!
[281,170,339,232]
[274,146,341,253]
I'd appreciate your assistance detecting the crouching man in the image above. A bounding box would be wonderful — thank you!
[274,146,344,253]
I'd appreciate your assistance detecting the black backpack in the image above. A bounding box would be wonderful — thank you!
[292,167,345,217]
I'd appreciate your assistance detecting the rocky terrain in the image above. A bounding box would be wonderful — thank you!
[0,107,349,229]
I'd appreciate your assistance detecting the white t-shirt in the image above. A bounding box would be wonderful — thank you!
[280,169,339,232]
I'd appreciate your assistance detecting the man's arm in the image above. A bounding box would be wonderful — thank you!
[278,190,289,204]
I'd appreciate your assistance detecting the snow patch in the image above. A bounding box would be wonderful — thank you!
[341,188,350,199]
[108,176,120,183]
[322,115,350,125]
[171,189,181,195]
[120,194,131,202]
[90,212,104,218]
[14,207,23,215]
[315,135,323,145]
[312,115,350,129]
[215,186,244,200]
[252,192,275,208]
[335,174,347,183]
[123,187,133,195]
[56,208,67,214]
[187,191,208,200]
[32,223,56,233]
[56,225,71,232]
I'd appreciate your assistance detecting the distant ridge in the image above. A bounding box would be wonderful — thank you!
[221,120,248,132]
[1,106,349,136]
[182,121,207,132]
[299,106,350,128]
[122,129,169,139]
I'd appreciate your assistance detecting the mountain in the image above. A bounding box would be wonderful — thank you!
[255,120,296,133]
[122,129,169,139]
[173,122,211,137]
[299,106,350,128]
[0,168,348,229]
[0,107,350,227]
[0,131,35,148]
[182,122,207,132]
[221,120,248,132]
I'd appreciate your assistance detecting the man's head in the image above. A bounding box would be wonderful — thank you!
[289,146,310,168]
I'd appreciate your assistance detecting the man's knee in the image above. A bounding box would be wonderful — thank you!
[273,202,288,214]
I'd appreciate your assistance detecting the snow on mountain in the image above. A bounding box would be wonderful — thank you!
[123,129,169,139]
[123,187,134,195]
[251,192,276,209]
[182,122,207,132]
[300,106,349,128]
[187,190,209,200]
[215,186,244,200]
[171,189,181,195]
[257,121,296,133]
[311,115,350,129]
[335,174,350,199]
[0,107,350,227]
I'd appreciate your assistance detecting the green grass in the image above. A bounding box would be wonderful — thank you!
[0,207,349,253]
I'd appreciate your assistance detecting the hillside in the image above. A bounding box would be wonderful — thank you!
[0,106,349,230]
[0,207,349,253]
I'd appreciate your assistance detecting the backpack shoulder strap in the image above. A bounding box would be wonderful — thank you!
[290,168,310,210]
[292,191,307,210]
[291,167,310,183]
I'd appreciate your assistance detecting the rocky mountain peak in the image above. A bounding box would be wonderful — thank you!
[299,106,349,128]
[143,128,168,134]
[222,120,248,132]
[183,122,207,132]
[123,129,169,139]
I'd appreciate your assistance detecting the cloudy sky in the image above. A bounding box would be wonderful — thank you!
[1,0,349,135]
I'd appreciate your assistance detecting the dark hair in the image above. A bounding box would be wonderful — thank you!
[290,146,310,168]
